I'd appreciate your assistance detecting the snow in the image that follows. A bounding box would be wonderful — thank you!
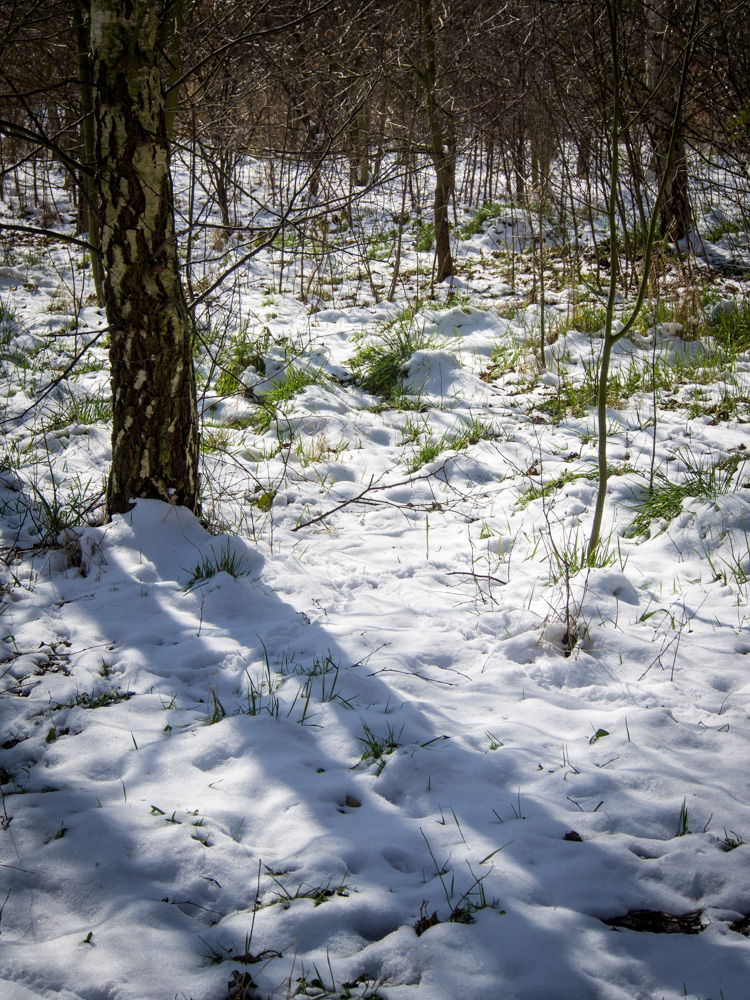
[2,158,750,1000]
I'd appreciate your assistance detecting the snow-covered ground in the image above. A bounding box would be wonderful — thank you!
[2,158,750,1000]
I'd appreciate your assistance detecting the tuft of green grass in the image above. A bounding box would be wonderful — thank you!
[446,874,505,924]
[44,393,112,430]
[627,451,744,536]
[232,652,283,720]
[703,215,744,243]
[294,434,348,467]
[548,534,618,582]
[57,687,134,710]
[481,340,524,383]
[687,383,750,423]
[266,363,329,401]
[23,248,44,267]
[406,435,447,472]
[536,348,723,423]
[676,798,691,837]
[722,829,745,850]
[414,220,435,252]
[709,299,750,352]
[399,414,427,445]
[597,224,671,261]
[516,469,589,509]
[450,415,500,448]
[25,477,104,544]
[367,389,429,413]
[204,689,228,724]
[0,296,23,346]
[405,416,500,471]
[184,540,252,590]
[213,327,269,396]
[294,968,384,1000]
[672,344,738,386]
[351,320,438,399]
[486,731,504,750]
[261,868,356,909]
[355,720,403,776]
[271,228,301,252]
[367,229,397,260]
[556,300,608,338]
[251,363,329,432]
[71,357,106,375]
[634,296,683,337]
[704,542,750,593]
[201,427,232,454]
[458,201,504,240]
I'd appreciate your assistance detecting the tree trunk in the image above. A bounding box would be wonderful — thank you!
[420,0,454,284]
[531,128,554,197]
[349,109,369,187]
[576,132,591,179]
[432,151,453,282]
[513,132,526,200]
[647,0,692,241]
[659,130,691,240]
[73,0,104,305]
[160,0,183,142]
[91,0,200,517]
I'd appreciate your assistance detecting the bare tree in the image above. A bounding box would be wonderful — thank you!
[418,0,455,283]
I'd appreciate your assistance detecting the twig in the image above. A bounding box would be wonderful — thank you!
[0,221,96,252]
[291,461,451,532]
[419,828,453,910]
[445,571,508,585]
[638,597,705,681]
[0,328,109,428]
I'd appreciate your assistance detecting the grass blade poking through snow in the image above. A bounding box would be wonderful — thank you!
[184,540,251,590]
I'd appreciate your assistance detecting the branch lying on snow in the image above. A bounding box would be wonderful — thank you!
[368,665,466,686]
[445,571,508,586]
[290,459,454,532]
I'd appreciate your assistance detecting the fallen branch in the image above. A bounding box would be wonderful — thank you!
[445,571,508,586]
[291,460,452,532]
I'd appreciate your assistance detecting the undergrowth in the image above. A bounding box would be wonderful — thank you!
[251,363,329,432]
[404,416,500,471]
[458,201,504,240]
[626,451,744,536]
[351,318,439,398]
[213,327,270,396]
[710,298,750,352]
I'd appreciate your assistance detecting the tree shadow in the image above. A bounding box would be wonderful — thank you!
[1,501,749,1000]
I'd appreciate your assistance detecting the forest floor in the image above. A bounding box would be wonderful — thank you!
[2,162,750,1000]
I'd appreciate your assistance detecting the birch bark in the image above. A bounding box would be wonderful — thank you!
[91,0,199,516]
[420,0,455,284]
